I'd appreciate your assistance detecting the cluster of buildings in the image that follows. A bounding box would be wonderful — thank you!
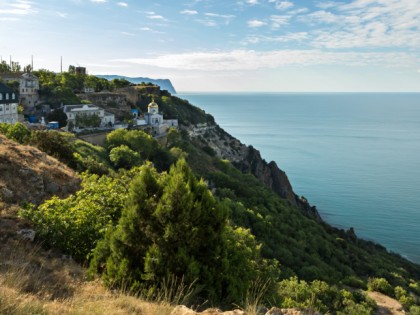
[0,72,177,135]
[0,83,19,124]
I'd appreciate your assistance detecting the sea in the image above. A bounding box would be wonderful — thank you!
[178,92,420,264]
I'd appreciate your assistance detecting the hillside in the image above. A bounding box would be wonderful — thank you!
[0,134,80,211]
[96,74,177,94]
[1,89,420,314]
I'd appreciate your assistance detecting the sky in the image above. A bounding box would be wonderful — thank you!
[1,0,420,92]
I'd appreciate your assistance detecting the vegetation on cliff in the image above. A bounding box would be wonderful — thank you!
[1,88,420,314]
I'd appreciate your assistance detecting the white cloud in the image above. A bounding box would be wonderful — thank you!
[270,1,294,10]
[0,0,36,17]
[180,9,198,15]
[244,32,308,44]
[288,8,309,15]
[270,15,291,29]
[56,11,68,18]
[248,19,266,27]
[299,0,420,49]
[316,1,342,9]
[138,27,164,34]
[205,13,235,19]
[121,31,135,36]
[113,50,417,72]
[303,10,340,24]
[117,2,128,7]
[0,17,19,21]
[246,0,259,4]
[90,0,107,2]
[147,14,167,21]
[196,19,218,27]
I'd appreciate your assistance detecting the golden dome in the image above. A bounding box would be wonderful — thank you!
[148,98,159,108]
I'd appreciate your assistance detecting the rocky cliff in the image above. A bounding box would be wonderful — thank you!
[77,92,132,120]
[185,123,320,219]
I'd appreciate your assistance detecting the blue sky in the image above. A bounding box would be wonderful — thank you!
[1,0,420,92]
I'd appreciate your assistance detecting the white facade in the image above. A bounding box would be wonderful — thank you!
[144,100,164,126]
[63,104,115,129]
[0,83,19,124]
[19,73,39,109]
[138,99,178,134]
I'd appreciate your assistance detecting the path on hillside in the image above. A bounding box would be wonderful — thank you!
[367,291,404,315]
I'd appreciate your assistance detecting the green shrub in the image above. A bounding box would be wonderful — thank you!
[30,131,77,167]
[20,172,130,261]
[367,277,393,296]
[342,275,367,290]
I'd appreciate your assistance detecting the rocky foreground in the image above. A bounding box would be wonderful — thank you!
[171,306,319,315]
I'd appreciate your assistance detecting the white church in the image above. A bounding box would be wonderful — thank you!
[136,99,178,134]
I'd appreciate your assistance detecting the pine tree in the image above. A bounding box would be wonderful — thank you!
[89,164,163,290]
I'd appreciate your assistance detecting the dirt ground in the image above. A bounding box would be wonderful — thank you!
[367,291,405,315]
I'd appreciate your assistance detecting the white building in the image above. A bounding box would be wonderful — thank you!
[0,72,39,111]
[136,99,178,134]
[0,83,19,124]
[63,104,115,130]
[19,73,39,109]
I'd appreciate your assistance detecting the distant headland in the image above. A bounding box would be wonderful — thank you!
[96,75,177,94]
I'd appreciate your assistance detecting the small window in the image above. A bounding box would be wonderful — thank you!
[5,93,9,100]
[0,105,3,112]
[6,105,10,111]
[12,93,15,99]
[0,94,2,100]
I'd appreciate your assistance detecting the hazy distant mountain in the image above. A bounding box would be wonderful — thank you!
[96,75,177,94]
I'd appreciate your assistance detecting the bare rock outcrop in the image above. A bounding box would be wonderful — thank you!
[0,135,80,208]
[171,306,320,315]
[77,92,131,120]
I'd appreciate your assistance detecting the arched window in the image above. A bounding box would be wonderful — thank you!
[6,93,9,100]
[0,94,2,100]
[12,93,15,99]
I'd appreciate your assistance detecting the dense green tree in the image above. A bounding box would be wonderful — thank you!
[10,61,21,72]
[109,145,141,169]
[89,164,163,288]
[111,78,131,89]
[105,129,158,160]
[23,64,32,73]
[0,60,10,72]
[90,160,232,301]
[47,108,68,127]
[75,113,101,128]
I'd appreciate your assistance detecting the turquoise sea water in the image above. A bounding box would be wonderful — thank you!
[178,92,420,263]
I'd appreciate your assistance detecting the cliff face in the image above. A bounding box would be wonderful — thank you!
[77,92,132,120]
[185,122,320,219]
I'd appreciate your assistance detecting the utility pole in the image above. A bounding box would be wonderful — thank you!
[31,55,34,71]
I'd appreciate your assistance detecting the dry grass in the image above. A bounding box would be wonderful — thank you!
[0,237,174,315]
[0,134,80,209]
